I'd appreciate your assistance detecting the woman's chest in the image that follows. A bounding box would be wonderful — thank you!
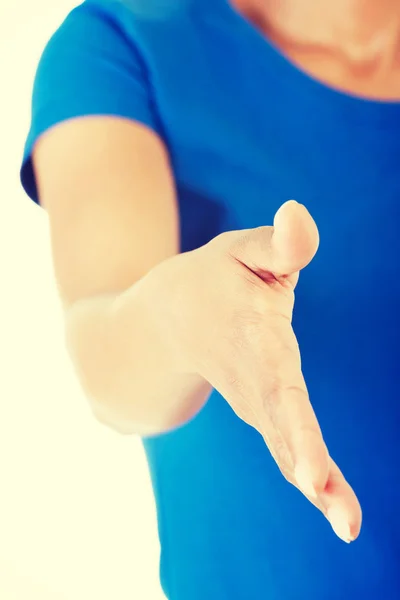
[148,20,400,266]
[166,94,400,265]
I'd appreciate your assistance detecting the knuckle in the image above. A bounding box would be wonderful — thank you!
[262,382,307,423]
[262,379,283,414]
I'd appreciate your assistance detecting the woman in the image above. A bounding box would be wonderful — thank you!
[20,0,400,598]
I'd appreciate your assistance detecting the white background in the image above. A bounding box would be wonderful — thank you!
[0,2,166,599]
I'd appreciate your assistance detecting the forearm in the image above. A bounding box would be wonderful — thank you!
[64,277,210,436]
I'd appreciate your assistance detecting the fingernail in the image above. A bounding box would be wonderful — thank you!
[294,462,317,499]
[327,505,353,543]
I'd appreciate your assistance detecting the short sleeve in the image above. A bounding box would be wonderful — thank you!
[20,1,161,204]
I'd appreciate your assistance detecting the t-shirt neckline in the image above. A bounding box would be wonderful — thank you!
[196,0,400,127]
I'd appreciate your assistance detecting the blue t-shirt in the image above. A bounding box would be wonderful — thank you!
[21,1,400,598]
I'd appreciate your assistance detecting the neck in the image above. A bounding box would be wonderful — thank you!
[234,0,400,64]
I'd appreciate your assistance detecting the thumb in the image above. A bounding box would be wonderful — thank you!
[271,200,320,275]
[230,200,320,278]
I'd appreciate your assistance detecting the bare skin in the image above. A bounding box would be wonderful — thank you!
[32,0,400,552]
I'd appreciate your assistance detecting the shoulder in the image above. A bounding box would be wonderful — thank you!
[77,0,199,26]
[44,0,206,61]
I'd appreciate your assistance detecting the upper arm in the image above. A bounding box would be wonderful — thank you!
[20,2,179,309]
[33,116,179,308]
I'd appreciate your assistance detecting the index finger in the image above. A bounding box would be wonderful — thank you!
[256,317,330,497]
